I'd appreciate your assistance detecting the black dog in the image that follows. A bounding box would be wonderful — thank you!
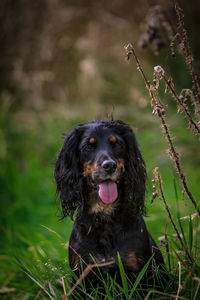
[54,120,165,293]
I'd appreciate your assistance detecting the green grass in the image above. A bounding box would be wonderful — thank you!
[0,102,200,299]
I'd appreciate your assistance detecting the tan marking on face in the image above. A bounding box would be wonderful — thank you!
[109,136,117,143]
[83,162,97,177]
[126,252,145,272]
[118,158,125,173]
[89,137,96,144]
[90,201,117,215]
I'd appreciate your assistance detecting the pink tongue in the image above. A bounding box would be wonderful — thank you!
[98,182,118,204]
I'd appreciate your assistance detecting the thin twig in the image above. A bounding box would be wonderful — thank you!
[23,271,54,300]
[174,0,200,116]
[173,249,196,282]
[125,43,150,88]
[65,260,115,299]
[165,233,171,272]
[153,168,193,263]
[163,75,200,135]
[61,277,66,297]
[193,277,200,300]
[124,42,200,217]
[144,289,189,300]
[124,43,158,109]
[176,261,183,300]
[0,287,16,294]
[69,245,102,281]
[158,112,200,217]
[193,282,200,300]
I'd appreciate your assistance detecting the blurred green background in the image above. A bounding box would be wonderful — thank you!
[0,0,200,298]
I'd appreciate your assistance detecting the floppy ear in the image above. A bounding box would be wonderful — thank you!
[54,126,83,219]
[122,124,146,215]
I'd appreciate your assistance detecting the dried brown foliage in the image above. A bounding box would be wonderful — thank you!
[125,1,200,296]
[124,41,200,217]
[173,1,200,119]
[138,1,200,120]
[138,5,175,55]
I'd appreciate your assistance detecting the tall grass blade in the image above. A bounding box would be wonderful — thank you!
[128,255,152,300]
[118,253,128,300]
[48,281,57,299]
[89,254,113,298]
[40,224,62,240]
[165,233,171,272]
[189,216,193,255]
[194,217,199,259]
[15,257,55,300]
[174,177,187,245]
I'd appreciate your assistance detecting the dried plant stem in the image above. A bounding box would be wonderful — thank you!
[69,245,102,281]
[144,289,189,300]
[165,233,171,272]
[182,263,197,291]
[174,0,200,118]
[65,260,115,299]
[61,277,67,297]
[176,261,182,300]
[124,43,162,110]
[130,50,150,89]
[193,282,200,300]
[163,76,200,136]
[0,287,16,294]
[155,169,193,263]
[173,249,193,274]
[159,112,200,217]
[193,278,200,300]
[124,43,200,217]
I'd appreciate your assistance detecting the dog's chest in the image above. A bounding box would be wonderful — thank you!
[85,221,123,260]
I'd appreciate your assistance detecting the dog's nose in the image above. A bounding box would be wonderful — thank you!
[101,160,117,173]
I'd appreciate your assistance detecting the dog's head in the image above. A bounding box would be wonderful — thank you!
[54,120,146,219]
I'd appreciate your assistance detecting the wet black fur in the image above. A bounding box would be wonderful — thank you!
[54,120,166,293]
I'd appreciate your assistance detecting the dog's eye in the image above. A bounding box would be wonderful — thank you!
[109,136,122,147]
[85,137,96,150]
[109,136,117,144]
